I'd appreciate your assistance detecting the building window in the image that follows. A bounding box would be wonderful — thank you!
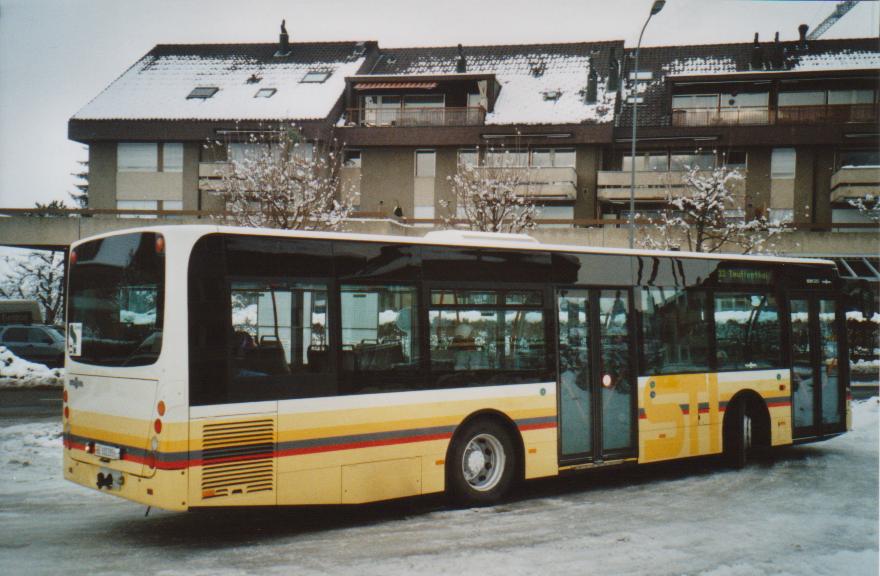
[532,148,575,168]
[827,89,875,105]
[778,91,825,106]
[670,151,715,172]
[486,149,529,168]
[622,152,668,172]
[416,150,436,177]
[720,150,748,170]
[771,148,796,179]
[301,71,332,83]
[118,143,158,172]
[458,148,478,167]
[162,143,184,172]
[837,149,880,168]
[187,87,218,99]
[254,88,277,98]
[671,94,718,109]
[116,200,158,218]
[343,149,362,167]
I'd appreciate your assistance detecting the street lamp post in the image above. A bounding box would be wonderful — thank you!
[629,0,665,249]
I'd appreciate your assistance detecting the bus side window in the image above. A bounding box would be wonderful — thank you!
[228,280,333,401]
[640,287,709,375]
[339,284,420,394]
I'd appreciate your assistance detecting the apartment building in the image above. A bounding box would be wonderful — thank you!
[66,26,879,243]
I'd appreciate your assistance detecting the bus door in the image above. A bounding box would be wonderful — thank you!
[789,295,846,439]
[556,288,636,464]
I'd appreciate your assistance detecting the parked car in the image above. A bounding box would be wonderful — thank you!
[0,324,65,368]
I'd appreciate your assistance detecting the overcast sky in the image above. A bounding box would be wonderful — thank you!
[0,0,877,208]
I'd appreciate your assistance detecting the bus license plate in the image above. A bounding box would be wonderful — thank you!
[95,443,121,460]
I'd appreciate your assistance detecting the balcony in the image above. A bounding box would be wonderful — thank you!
[346,106,485,127]
[671,104,878,128]
[672,107,770,127]
[777,104,877,125]
[830,166,880,203]
[597,170,746,203]
[475,166,578,201]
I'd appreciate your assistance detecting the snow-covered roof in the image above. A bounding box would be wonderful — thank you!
[620,37,880,128]
[73,42,373,122]
[362,42,623,126]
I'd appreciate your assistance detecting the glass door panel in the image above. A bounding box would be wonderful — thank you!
[818,299,841,427]
[557,291,591,457]
[790,298,815,430]
[599,290,633,453]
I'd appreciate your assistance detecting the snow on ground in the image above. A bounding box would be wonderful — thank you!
[0,346,63,388]
[0,398,877,576]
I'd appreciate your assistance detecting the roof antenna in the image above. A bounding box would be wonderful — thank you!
[456,44,467,73]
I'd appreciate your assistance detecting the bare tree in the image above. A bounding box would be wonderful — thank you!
[639,165,789,254]
[441,152,538,234]
[847,194,880,224]
[0,251,65,324]
[212,125,352,230]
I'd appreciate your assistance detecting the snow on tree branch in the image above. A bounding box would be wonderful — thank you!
[0,251,65,325]
[638,164,791,254]
[209,124,353,230]
[847,194,880,224]
[441,149,538,234]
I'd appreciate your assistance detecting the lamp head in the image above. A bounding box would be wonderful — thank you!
[650,0,665,15]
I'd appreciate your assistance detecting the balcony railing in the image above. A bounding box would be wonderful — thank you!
[473,166,578,200]
[672,107,770,127]
[597,170,746,202]
[776,104,878,125]
[346,106,485,127]
[830,166,880,203]
[671,104,878,127]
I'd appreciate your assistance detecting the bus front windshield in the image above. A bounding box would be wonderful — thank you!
[68,232,165,367]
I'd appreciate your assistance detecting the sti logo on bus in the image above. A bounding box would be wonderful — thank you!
[68,322,82,357]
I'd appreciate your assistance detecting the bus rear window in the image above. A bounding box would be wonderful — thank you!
[68,232,165,367]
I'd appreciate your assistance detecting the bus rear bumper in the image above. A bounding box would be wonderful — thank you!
[64,452,189,511]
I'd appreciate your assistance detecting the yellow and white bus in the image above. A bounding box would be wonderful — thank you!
[63,226,850,510]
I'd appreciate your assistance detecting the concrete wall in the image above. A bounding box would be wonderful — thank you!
[182,142,200,210]
[794,147,816,224]
[575,146,601,219]
[360,148,415,216]
[88,143,117,210]
[745,147,771,217]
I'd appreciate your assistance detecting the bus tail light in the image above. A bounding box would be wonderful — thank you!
[155,235,165,254]
[154,418,162,434]
[157,401,166,416]
[69,249,77,265]
[64,406,69,419]
[62,389,68,402]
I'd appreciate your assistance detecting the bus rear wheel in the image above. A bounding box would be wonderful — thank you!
[447,419,516,506]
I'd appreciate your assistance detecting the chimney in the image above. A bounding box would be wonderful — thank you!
[456,44,467,73]
[280,19,290,53]
[585,56,598,104]
[798,24,809,49]
[607,47,619,92]
[750,33,765,70]
[770,31,784,69]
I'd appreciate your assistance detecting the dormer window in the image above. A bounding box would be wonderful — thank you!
[542,89,563,101]
[246,74,262,84]
[187,87,218,99]
[301,71,332,83]
[255,88,277,98]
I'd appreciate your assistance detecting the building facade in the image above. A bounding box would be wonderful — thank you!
[64,25,878,257]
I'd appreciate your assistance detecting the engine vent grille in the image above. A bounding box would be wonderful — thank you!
[200,419,275,499]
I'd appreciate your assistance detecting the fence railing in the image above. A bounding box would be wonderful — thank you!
[671,104,878,127]
[2,208,876,230]
[345,106,486,127]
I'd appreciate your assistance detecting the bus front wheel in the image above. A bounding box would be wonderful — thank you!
[447,419,517,505]
[723,400,752,469]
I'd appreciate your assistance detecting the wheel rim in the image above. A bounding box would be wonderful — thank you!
[461,433,506,492]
